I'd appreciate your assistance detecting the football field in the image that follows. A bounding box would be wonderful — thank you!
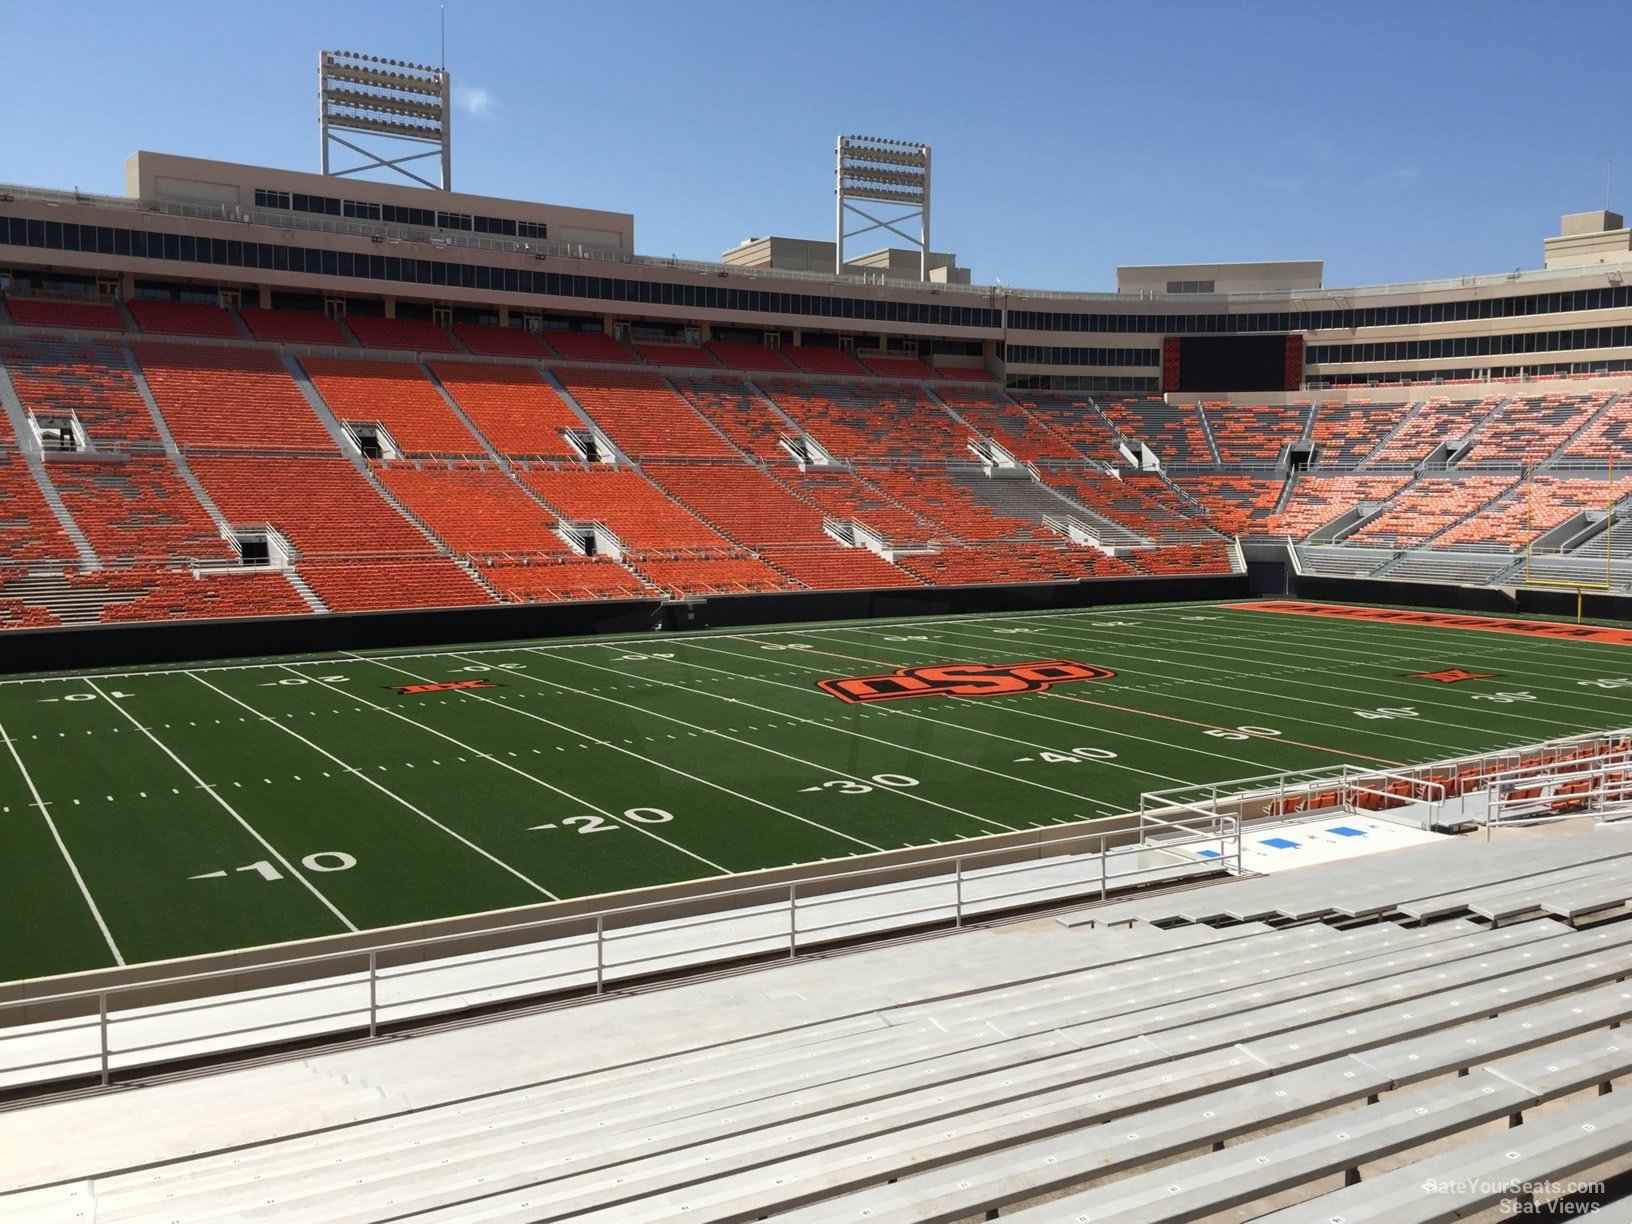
[4,598,1632,984]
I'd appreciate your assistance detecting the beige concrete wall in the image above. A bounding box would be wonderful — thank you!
[126,152,635,252]
[1117,261,1324,294]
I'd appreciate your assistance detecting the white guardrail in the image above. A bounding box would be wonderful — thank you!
[0,809,1240,1091]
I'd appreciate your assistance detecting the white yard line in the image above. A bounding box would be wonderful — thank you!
[0,718,125,965]
[525,648,1025,834]
[82,679,357,933]
[306,660,727,874]
[187,672,560,901]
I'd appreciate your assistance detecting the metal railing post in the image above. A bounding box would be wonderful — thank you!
[367,951,378,1039]
[1100,837,1108,901]
[98,992,109,1087]
[595,915,605,994]
[954,860,964,928]
[788,884,798,958]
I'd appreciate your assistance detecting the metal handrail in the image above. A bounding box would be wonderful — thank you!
[0,810,1239,1089]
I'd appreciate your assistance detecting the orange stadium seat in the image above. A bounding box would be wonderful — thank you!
[430,363,583,459]
[301,356,482,456]
[520,467,728,550]
[188,456,434,556]
[47,455,234,563]
[541,331,638,363]
[756,378,960,462]
[127,300,239,339]
[704,341,796,372]
[342,315,460,353]
[4,298,125,332]
[452,323,552,358]
[0,452,79,562]
[940,387,1084,463]
[0,340,160,446]
[298,558,494,612]
[784,346,869,376]
[240,309,352,346]
[377,464,570,556]
[670,376,796,461]
[133,344,335,451]
[632,343,719,369]
[555,368,739,459]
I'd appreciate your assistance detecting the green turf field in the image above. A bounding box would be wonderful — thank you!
[3,598,1631,984]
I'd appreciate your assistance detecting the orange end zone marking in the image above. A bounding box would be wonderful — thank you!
[1226,601,1632,647]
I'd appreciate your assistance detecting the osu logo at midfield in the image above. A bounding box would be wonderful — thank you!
[816,659,1114,705]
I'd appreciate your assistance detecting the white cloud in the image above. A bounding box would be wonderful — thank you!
[453,86,495,118]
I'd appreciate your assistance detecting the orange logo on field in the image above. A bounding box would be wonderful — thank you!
[390,678,498,695]
[1410,668,1498,684]
[816,659,1114,704]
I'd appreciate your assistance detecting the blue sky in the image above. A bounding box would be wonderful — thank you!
[3,1,1625,292]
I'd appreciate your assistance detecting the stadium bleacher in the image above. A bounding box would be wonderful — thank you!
[429,363,584,459]
[451,322,552,358]
[301,356,483,456]
[555,368,739,459]
[630,342,719,369]
[0,451,80,561]
[131,344,334,451]
[0,339,160,445]
[704,340,796,372]
[46,455,235,563]
[341,315,461,354]
[3,297,125,332]
[299,557,495,611]
[757,377,961,462]
[377,464,571,556]
[670,376,793,460]
[541,330,638,363]
[125,299,239,339]
[238,307,352,346]
[520,467,728,550]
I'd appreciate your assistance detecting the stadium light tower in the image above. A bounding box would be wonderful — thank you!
[319,50,452,191]
[835,136,932,280]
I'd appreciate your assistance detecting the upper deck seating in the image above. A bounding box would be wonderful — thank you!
[133,344,335,452]
[377,464,569,557]
[188,456,434,556]
[784,346,869,376]
[1371,396,1500,464]
[1459,392,1610,465]
[670,377,791,460]
[1171,475,1284,536]
[1202,401,1309,463]
[1044,472,1205,541]
[756,378,960,462]
[1346,475,1518,547]
[4,298,124,332]
[126,300,239,339]
[520,468,728,550]
[1432,476,1628,548]
[1308,399,1415,466]
[940,387,1083,463]
[239,308,352,346]
[430,363,582,459]
[541,331,638,363]
[1273,475,1409,538]
[298,558,494,612]
[1561,393,1632,461]
[937,365,996,381]
[342,316,460,354]
[704,341,795,372]
[48,456,234,563]
[0,340,160,446]
[452,323,552,358]
[555,369,738,459]
[300,356,482,456]
[631,343,718,369]
[1013,394,1124,462]
[642,463,834,545]
[776,469,937,545]
[1099,398,1215,464]
[860,355,936,379]
[861,467,1052,542]
[0,452,77,561]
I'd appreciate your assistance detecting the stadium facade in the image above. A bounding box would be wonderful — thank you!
[5,152,1632,392]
